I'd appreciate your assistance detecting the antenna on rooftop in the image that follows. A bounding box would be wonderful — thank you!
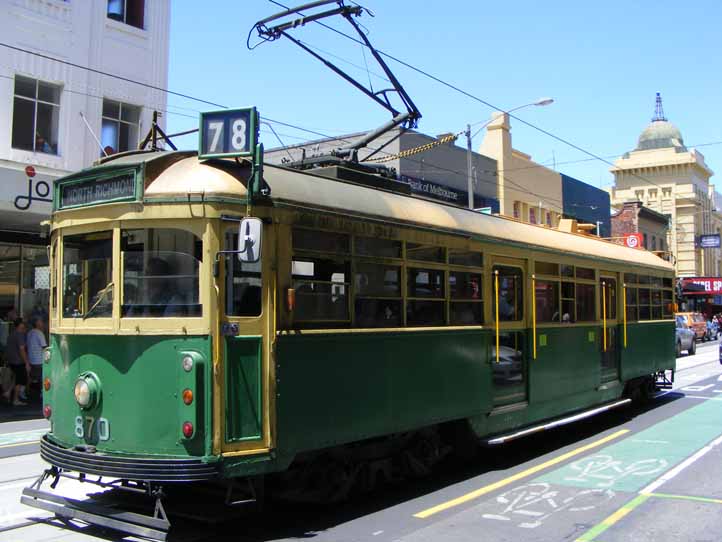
[652,92,667,122]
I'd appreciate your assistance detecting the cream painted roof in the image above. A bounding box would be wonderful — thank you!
[145,156,673,272]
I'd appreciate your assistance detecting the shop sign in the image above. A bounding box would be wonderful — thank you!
[624,233,643,249]
[0,165,54,215]
[698,234,721,249]
[59,172,136,209]
[680,277,722,296]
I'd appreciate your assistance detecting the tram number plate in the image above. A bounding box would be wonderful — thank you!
[199,107,258,159]
[74,416,110,441]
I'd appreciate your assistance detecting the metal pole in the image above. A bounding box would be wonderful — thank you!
[596,220,602,237]
[466,124,473,210]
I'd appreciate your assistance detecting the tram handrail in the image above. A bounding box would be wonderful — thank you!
[494,270,499,364]
[602,281,607,352]
[532,274,537,360]
[623,283,627,348]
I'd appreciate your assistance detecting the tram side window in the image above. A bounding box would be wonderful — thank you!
[626,287,638,321]
[493,266,523,322]
[535,280,559,322]
[225,232,261,317]
[449,270,483,325]
[576,284,596,322]
[62,231,113,318]
[407,267,445,326]
[292,258,350,323]
[355,262,401,327]
[121,229,202,317]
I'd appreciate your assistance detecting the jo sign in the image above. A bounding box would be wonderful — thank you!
[199,107,258,159]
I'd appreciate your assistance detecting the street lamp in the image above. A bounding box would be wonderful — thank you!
[466,97,554,209]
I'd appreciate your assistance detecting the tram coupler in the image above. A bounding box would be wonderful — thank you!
[20,469,171,541]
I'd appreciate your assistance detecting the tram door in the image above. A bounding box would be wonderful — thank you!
[599,273,620,383]
[490,257,528,408]
[218,222,274,454]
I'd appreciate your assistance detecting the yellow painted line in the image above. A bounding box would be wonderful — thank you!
[414,428,630,519]
[0,440,39,450]
[650,492,722,505]
[575,493,649,541]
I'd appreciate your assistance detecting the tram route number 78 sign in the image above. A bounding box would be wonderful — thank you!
[198,107,258,159]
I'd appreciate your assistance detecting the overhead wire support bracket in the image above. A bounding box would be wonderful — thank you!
[250,0,422,163]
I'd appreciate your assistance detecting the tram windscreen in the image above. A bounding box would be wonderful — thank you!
[121,229,202,317]
[62,231,113,318]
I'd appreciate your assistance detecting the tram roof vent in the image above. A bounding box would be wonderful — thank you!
[312,164,412,196]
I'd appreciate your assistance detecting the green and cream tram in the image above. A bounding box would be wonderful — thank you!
[23,147,675,539]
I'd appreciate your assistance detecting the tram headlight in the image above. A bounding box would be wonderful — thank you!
[74,373,100,409]
[182,355,194,372]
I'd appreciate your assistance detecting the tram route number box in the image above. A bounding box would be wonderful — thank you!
[198,107,259,160]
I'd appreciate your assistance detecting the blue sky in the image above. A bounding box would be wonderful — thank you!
[167,0,722,189]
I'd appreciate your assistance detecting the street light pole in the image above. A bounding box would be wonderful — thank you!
[466,97,554,210]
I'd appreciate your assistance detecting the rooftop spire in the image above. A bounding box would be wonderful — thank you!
[652,92,667,122]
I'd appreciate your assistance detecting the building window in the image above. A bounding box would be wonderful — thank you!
[529,208,537,224]
[107,0,144,28]
[101,99,141,155]
[11,75,61,154]
[546,212,552,227]
[513,201,520,219]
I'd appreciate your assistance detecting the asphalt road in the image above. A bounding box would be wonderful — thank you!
[1,342,721,542]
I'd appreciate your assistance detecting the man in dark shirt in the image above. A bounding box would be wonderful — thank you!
[6,319,29,406]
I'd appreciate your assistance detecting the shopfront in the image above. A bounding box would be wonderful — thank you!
[0,163,56,348]
[679,277,722,315]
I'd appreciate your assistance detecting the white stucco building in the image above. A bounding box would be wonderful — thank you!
[0,0,169,323]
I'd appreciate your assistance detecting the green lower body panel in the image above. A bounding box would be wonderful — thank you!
[224,336,263,443]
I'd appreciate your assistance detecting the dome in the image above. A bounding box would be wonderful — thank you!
[635,120,686,151]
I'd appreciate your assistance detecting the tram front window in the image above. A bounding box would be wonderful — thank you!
[121,229,202,317]
[62,231,113,318]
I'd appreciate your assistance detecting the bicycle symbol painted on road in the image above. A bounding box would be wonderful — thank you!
[482,482,615,529]
[565,454,668,488]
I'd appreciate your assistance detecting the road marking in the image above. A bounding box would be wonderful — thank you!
[680,384,714,392]
[682,395,722,401]
[650,492,722,505]
[413,429,629,519]
[575,493,649,542]
[640,433,722,494]
[0,440,39,450]
[0,429,46,447]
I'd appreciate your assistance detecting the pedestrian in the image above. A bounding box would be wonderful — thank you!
[27,318,47,399]
[6,319,29,406]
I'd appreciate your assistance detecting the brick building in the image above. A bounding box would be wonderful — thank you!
[610,200,670,253]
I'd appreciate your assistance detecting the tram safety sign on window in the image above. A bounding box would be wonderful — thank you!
[198,107,258,159]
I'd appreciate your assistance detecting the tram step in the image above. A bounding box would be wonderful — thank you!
[482,398,632,446]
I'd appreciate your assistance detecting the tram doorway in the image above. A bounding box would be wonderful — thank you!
[490,257,528,408]
[600,273,620,383]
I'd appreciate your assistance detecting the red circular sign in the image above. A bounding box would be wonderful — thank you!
[25,165,36,178]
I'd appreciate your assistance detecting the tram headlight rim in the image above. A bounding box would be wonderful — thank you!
[74,373,100,409]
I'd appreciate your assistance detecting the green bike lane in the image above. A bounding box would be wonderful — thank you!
[404,378,722,542]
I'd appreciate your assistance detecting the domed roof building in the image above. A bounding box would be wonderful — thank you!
[609,94,718,279]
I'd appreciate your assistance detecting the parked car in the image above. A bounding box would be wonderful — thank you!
[706,320,720,341]
[676,312,707,342]
[676,315,696,356]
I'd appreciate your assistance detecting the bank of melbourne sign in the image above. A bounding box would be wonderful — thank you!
[58,171,137,209]
[398,174,499,211]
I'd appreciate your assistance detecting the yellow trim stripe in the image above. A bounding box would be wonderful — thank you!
[414,429,629,519]
[623,283,627,348]
[494,270,499,364]
[532,274,537,360]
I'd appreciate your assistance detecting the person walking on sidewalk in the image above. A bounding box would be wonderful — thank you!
[7,319,29,406]
[27,318,47,400]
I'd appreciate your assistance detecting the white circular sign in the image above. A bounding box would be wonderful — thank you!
[626,235,639,248]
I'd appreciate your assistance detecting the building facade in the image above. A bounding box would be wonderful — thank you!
[479,112,609,231]
[609,94,718,277]
[0,0,170,325]
[265,128,500,210]
[610,200,670,253]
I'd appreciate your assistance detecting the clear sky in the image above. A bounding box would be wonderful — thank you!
[167,0,722,190]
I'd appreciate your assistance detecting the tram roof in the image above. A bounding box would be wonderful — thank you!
[95,152,672,272]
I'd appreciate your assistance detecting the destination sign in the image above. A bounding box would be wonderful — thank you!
[60,172,136,208]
